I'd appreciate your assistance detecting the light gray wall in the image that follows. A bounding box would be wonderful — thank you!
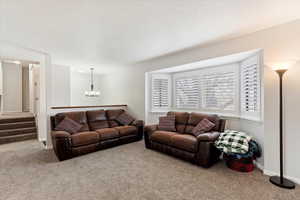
[98,19,300,183]
[2,62,22,112]
[51,64,71,106]
[70,70,103,106]
[51,65,103,107]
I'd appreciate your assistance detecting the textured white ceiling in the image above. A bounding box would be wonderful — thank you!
[1,0,300,70]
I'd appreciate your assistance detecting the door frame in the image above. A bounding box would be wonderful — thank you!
[29,64,40,117]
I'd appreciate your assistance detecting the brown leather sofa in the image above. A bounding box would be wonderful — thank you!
[50,109,144,161]
[144,112,226,168]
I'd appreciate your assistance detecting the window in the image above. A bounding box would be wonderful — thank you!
[173,64,239,114]
[175,77,200,109]
[148,53,262,121]
[240,55,261,120]
[151,74,171,111]
[202,70,236,111]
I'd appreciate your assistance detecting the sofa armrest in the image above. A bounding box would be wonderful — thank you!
[196,141,221,168]
[145,124,158,135]
[52,131,71,138]
[51,131,72,161]
[132,120,144,139]
[144,124,158,148]
[132,120,144,127]
[197,132,220,142]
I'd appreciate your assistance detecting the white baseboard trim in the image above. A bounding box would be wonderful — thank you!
[254,161,264,171]
[38,139,53,149]
[253,161,300,184]
[263,169,300,185]
[45,143,53,149]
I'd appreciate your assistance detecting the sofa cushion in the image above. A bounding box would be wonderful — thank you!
[106,109,124,127]
[170,134,198,153]
[71,131,99,147]
[55,111,90,132]
[192,118,215,137]
[96,128,119,140]
[115,112,135,125]
[167,112,189,133]
[54,117,82,134]
[158,115,176,132]
[150,130,178,145]
[185,113,220,134]
[86,110,109,131]
[114,126,137,137]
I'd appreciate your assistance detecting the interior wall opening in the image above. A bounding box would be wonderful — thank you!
[0,59,40,119]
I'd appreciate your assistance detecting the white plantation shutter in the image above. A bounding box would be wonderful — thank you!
[202,70,236,111]
[151,75,171,110]
[149,54,262,121]
[175,77,200,109]
[240,56,261,120]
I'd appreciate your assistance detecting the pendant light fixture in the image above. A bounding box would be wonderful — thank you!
[85,68,100,97]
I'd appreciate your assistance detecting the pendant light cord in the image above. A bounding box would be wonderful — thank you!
[91,68,94,91]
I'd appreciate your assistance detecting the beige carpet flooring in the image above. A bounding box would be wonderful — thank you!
[0,140,299,200]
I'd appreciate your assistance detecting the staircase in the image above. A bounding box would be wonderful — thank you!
[0,117,37,144]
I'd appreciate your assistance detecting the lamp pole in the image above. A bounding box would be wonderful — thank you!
[269,69,295,189]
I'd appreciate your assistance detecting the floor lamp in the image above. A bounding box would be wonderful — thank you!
[269,68,295,189]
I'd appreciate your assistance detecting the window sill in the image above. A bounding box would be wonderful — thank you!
[149,110,263,123]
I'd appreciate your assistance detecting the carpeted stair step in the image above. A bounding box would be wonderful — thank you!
[0,121,36,130]
[0,133,37,145]
[0,117,35,124]
[0,127,37,137]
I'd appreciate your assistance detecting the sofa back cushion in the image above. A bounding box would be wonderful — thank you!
[167,111,189,133]
[106,109,124,127]
[54,111,90,132]
[86,110,109,131]
[185,112,220,134]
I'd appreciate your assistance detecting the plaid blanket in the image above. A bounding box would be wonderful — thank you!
[215,130,252,154]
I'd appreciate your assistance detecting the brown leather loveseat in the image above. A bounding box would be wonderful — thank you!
[50,109,144,161]
[144,112,225,168]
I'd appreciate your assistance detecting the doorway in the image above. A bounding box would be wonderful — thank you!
[0,60,40,119]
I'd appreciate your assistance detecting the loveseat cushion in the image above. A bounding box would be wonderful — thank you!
[150,131,178,145]
[158,115,176,132]
[170,134,198,153]
[71,131,99,147]
[106,109,124,127]
[55,112,90,132]
[96,128,119,140]
[192,118,215,137]
[114,126,137,137]
[185,113,220,134]
[167,112,189,133]
[86,110,109,130]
